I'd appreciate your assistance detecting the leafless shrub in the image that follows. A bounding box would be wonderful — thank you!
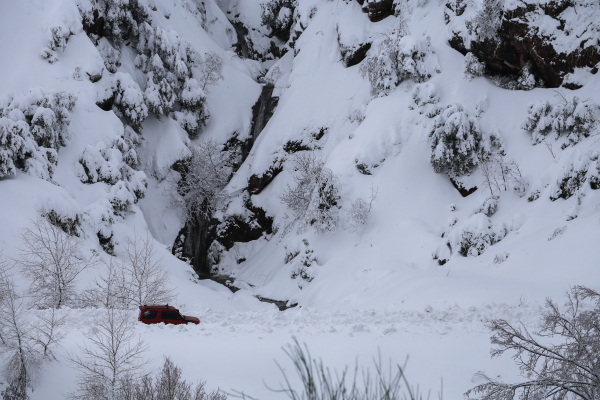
[198,52,224,92]
[0,260,67,399]
[116,232,176,308]
[17,217,98,309]
[479,154,528,197]
[175,140,232,221]
[234,338,433,400]
[348,186,378,233]
[119,357,227,400]
[80,259,129,309]
[280,153,341,236]
[68,308,149,400]
[466,286,600,400]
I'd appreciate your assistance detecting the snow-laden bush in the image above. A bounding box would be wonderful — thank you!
[176,78,210,138]
[77,137,147,210]
[280,153,342,236]
[347,186,378,233]
[41,26,73,64]
[112,73,148,131]
[523,96,600,146]
[447,213,507,257]
[409,82,441,117]
[463,52,485,81]
[0,89,76,180]
[516,62,536,90]
[97,37,121,73]
[472,196,498,217]
[360,34,440,96]
[286,239,318,287]
[429,104,482,177]
[549,158,590,201]
[261,0,295,41]
[81,0,152,47]
[83,199,116,254]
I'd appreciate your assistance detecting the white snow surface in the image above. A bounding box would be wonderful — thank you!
[0,0,599,398]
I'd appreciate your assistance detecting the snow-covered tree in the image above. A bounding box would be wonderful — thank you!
[67,308,149,400]
[175,140,232,221]
[446,213,507,257]
[469,0,505,41]
[115,232,176,308]
[280,153,342,235]
[466,286,600,400]
[261,0,295,41]
[111,73,148,131]
[429,104,482,177]
[176,78,209,138]
[76,137,147,209]
[360,33,440,96]
[81,0,152,47]
[18,217,98,309]
[0,263,66,399]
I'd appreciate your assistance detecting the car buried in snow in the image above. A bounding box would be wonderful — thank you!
[138,305,200,325]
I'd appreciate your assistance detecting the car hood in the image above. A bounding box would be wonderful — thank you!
[184,316,200,324]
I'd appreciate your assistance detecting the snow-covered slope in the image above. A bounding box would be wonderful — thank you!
[0,0,599,398]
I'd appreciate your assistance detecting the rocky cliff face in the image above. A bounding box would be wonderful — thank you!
[446,0,600,88]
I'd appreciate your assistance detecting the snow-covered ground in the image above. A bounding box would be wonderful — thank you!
[0,0,599,398]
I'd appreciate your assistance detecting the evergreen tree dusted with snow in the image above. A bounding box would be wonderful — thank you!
[0,90,76,180]
[429,104,482,177]
[261,0,295,42]
[523,95,600,147]
[80,0,222,137]
[360,28,440,96]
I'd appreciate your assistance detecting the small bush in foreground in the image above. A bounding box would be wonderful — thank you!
[234,338,435,400]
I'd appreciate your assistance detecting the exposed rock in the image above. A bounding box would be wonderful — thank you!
[172,212,217,274]
[232,20,256,59]
[340,42,372,67]
[250,84,279,142]
[248,161,283,194]
[447,0,600,88]
[213,199,273,251]
[361,0,394,22]
[450,177,477,197]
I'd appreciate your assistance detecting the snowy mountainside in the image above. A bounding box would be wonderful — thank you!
[0,0,599,398]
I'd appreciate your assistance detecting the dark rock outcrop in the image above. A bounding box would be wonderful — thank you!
[172,81,280,274]
[213,200,273,251]
[361,0,394,22]
[447,0,600,88]
[250,84,279,142]
[450,177,477,197]
[248,161,283,195]
[340,42,372,67]
[172,212,217,274]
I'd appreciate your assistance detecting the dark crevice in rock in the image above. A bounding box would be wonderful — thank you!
[250,84,279,143]
[232,20,255,59]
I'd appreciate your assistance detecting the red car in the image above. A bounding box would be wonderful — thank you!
[138,305,200,325]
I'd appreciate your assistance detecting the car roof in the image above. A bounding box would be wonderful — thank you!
[140,305,177,310]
